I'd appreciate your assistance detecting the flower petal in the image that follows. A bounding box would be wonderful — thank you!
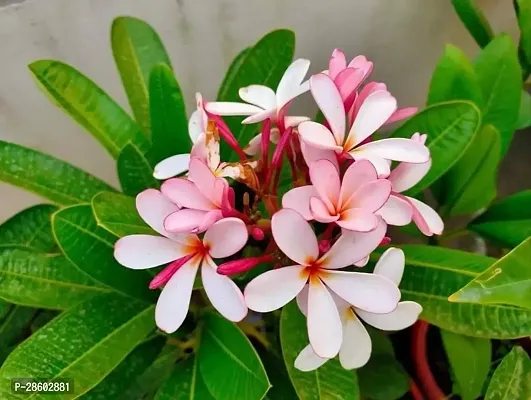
[385,107,418,125]
[310,197,340,223]
[351,152,391,178]
[136,189,183,240]
[242,108,277,124]
[348,55,373,77]
[373,247,405,285]
[309,159,340,212]
[197,210,224,233]
[164,209,209,233]
[244,265,309,312]
[205,102,263,116]
[188,158,219,202]
[299,141,339,169]
[376,194,413,226]
[272,209,319,265]
[243,134,262,156]
[328,49,347,79]
[203,217,248,258]
[344,179,391,212]
[239,85,276,110]
[161,178,214,211]
[339,310,372,369]
[337,208,378,232]
[356,301,422,331]
[295,344,328,372]
[338,159,378,207]
[114,235,187,269]
[277,58,311,108]
[407,196,444,236]
[285,116,311,128]
[308,276,342,358]
[296,284,309,316]
[202,257,247,322]
[389,159,431,193]
[155,256,200,333]
[282,185,318,220]
[298,121,343,151]
[310,74,346,145]
[153,154,191,180]
[355,138,430,163]
[335,68,365,101]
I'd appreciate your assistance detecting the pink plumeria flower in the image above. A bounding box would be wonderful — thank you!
[294,247,422,371]
[282,159,391,232]
[298,73,429,176]
[205,59,311,127]
[378,133,444,236]
[114,189,248,333]
[244,209,400,358]
[244,127,281,156]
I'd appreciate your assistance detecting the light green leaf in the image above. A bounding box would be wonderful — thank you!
[474,34,522,155]
[440,330,491,400]
[451,0,494,48]
[515,0,531,73]
[469,190,531,248]
[148,63,190,165]
[485,346,531,399]
[52,205,154,302]
[0,306,37,347]
[391,101,481,195]
[117,143,160,197]
[29,60,147,158]
[92,192,154,237]
[0,292,155,399]
[111,16,172,136]
[280,301,360,400]
[0,140,115,206]
[198,312,270,400]
[516,90,531,130]
[0,205,57,252]
[216,30,295,161]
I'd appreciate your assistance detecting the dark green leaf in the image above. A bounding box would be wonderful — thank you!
[0,306,37,347]
[451,0,494,48]
[30,310,60,333]
[52,205,154,302]
[516,90,531,130]
[117,143,160,197]
[258,346,298,400]
[0,301,11,322]
[485,346,531,399]
[29,60,147,158]
[515,0,531,73]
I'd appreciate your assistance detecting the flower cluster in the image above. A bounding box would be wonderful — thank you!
[114,49,443,371]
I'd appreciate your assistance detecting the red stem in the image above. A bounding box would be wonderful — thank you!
[410,378,425,400]
[208,113,247,160]
[265,127,292,191]
[261,119,271,179]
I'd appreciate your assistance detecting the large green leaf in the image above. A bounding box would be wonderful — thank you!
[148,63,190,164]
[0,247,108,309]
[0,205,57,252]
[111,16,172,136]
[198,312,270,400]
[469,190,531,248]
[515,0,531,73]
[0,292,155,399]
[117,143,160,197]
[280,301,360,400]
[474,35,521,156]
[0,301,11,322]
[52,205,154,302]
[29,60,147,158]
[485,346,531,399]
[450,0,494,48]
[391,101,481,195]
[440,330,491,400]
[92,192,153,237]
[216,30,295,161]
[516,90,531,130]
[0,141,115,206]
[0,306,37,347]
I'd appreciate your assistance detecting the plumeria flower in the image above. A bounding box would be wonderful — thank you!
[298,73,429,176]
[282,159,391,232]
[244,209,400,358]
[114,189,248,333]
[205,59,311,127]
[378,133,444,235]
[244,127,280,156]
[294,247,422,371]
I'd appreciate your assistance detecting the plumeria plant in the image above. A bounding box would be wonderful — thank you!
[1,1,531,399]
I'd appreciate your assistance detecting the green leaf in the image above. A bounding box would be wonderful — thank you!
[450,237,531,309]
[516,90,531,130]
[0,205,57,252]
[29,60,147,158]
[216,30,295,161]
[451,0,494,48]
[280,301,360,400]
[0,247,109,309]
[485,346,531,399]
[111,16,172,136]
[117,143,160,197]
[469,190,531,248]
[0,140,115,206]
[0,292,155,399]
[515,0,531,72]
[257,346,298,400]
[198,312,270,400]
[92,192,154,237]
[0,306,37,347]
[30,310,60,333]
[440,330,491,400]
[52,205,154,302]
[81,336,165,400]
[391,101,481,195]
[0,301,12,322]
[474,35,522,155]
[440,124,500,216]
[155,356,215,400]
[148,63,190,164]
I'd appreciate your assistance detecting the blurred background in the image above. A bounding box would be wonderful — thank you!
[0,0,525,221]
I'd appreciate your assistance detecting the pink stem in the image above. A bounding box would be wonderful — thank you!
[149,253,196,289]
[265,127,293,190]
[207,113,247,160]
[217,254,274,276]
[261,119,271,179]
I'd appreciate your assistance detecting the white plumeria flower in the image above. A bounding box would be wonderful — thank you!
[295,247,422,371]
[205,59,311,127]
[244,209,400,359]
[114,189,249,333]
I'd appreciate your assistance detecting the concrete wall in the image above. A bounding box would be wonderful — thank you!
[0,0,520,220]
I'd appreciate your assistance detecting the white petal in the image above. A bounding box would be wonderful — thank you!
[389,159,431,193]
[373,247,405,285]
[295,344,328,372]
[355,138,430,163]
[339,310,372,369]
[376,194,413,226]
[239,85,277,109]
[203,218,248,258]
[407,196,444,236]
[356,301,422,331]
[277,58,311,108]
[114,235,187,269]
[188,109,206,144]
[351,151,391,178]
[243,134,262,156]
[296,284,309,316]
[153,154,191,180]
[242,108,276,124]
[310,73,346,145]
[205,102,263,116]
[354,256,369,267]
[285,116,311,127]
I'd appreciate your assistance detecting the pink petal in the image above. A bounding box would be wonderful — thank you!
[376,194,413,226]
[321,270,400,313]
[407,196,444,236]
[356,301,422,331]
[282,185,318,220]
[153,154,191,180]
[114,235,187,269]
[328,49,347,79]
[299,141,339,169]
[350,151,391,178]
[348,55,373,76]
[335,68,365,101]
[298,121,343,151]
[201,257,247,322]
[155,257,200,333]
[284,116,311,128]
[337,208,378,232]
[271,209,319,265]
[203,217,248,258]
[197,210,224,233]
[309,159,340,211]
[244,265,309,312]
[354,256,369,267]
[238,85,277,110]
[295,344,328,372]
[354,138,430,163]
[136,189,183,240]
[385,107,418,125]
[307,277,342,358]
[339,311,372,369]
[188,158,219,203]
[161,178,214,211]
[296,284,309,316]
[344,180,391,213]
[242,108,277,124]
[309,74,346,145]
[277,58,311,108]
[373,247,405,285]
[205,101,263,116]
[389,159,431,193]
[338,160,378,207]
[190,133,208,161]
[310,197,340,223]
[164,209,209,233]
